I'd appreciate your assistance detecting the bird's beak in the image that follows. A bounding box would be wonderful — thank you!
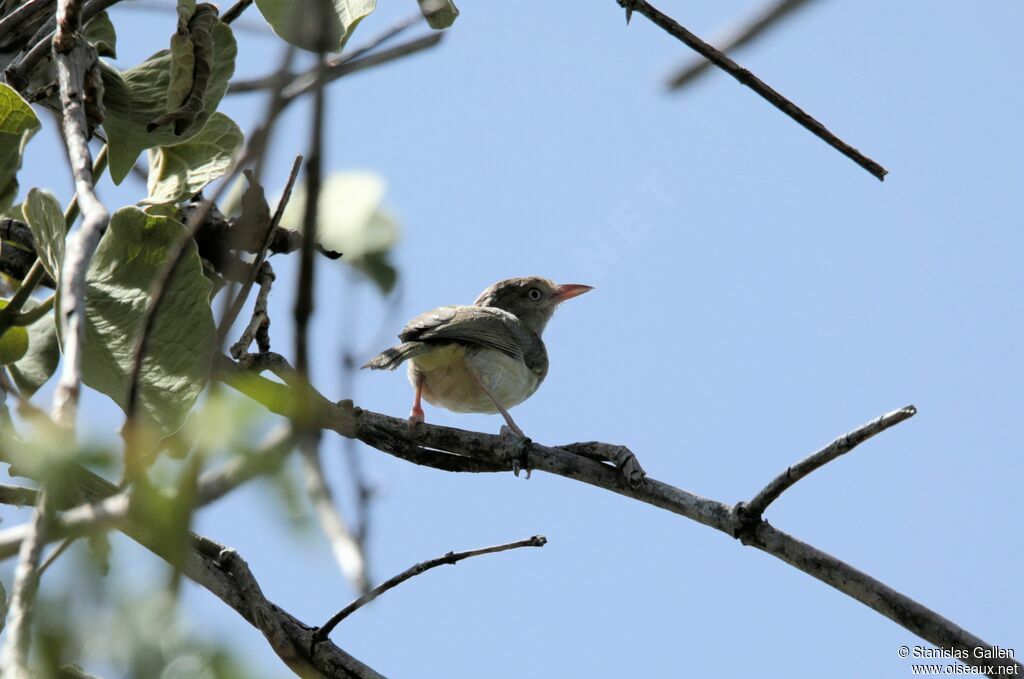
[552,283,593,304]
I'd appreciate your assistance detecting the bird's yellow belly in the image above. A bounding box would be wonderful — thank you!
[408,345,540,414]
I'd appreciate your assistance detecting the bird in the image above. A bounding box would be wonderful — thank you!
[363,276,593,436]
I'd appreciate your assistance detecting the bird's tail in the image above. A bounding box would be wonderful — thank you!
[362,342,425,370]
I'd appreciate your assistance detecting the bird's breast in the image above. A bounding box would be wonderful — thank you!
[409,345,542,414]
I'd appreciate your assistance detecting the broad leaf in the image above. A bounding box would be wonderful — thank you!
[10,301,59,397]
[417,0,459,29]
[21,189,65,283]
[144,112,243,205]
[253,0,375,52]
[101,21,237,185]
[281,171,399,293]
[83,11,117,57]
[81,207,215,436]
[0,84,40,212]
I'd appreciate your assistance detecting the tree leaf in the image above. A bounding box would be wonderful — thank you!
[417,0,459,29]
[21,188,65,283]
[281,171,399,294]
[0,84,40,213]
[83,11,117,58]
[144,112,243,205]
[10,301,59,397]
[101,21,237,185]
[253,0,375,52]
[81,207,215,436]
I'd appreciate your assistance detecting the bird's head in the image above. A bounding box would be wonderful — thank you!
[473,276,593,335]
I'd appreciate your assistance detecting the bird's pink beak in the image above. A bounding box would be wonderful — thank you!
[552,283,594,304]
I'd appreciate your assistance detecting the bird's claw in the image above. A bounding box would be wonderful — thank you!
[500,425,532,479]
[407,410,424,430]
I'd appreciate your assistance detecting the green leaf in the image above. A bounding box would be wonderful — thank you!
[417,0,459,29]
[144,112,243,205]
[81,207,215,436]
[281,171,399,294]
[83,11,117,58]
[166,32,195,112]
[10,301,59,398]
[21,189,65,283]
[101,21,237,185]
[253,0,375,52]
[0,84,40,213]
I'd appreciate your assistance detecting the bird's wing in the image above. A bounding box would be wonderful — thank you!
[399,306,527,359]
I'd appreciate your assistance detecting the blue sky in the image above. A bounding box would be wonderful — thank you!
[2,1,1022,677]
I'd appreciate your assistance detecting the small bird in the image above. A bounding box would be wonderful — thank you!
[363,277,593,435]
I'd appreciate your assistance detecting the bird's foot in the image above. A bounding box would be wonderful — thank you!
[560,442,646,489]
[499,425,532,479]
[407,404,425,430]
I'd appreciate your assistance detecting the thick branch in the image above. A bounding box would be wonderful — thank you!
[216,357,1020,677]
[51,3,109,429]
[315,535,547,642]
[618,0,887,180]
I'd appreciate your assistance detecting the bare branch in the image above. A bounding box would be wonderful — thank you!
[220,0,252,25]
[299,445,368,592]
[228,33,444,98]
[0,0,52,45]
[739,405,917,520]
[0,444,383,678]
[314,535,547,643]
[617,0,887,180]
[218,155,304,347]
[666,0,816,91]
[51,0,109,429]
[0,488,51,678]
[4,0,122,91]
[215,358,1021,678]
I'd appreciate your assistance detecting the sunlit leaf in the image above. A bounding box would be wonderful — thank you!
[101,21,237,184]
[144,112,243,205]
[83,11,117,57]
[253,0,375,52]
[21,188,65,282]
[281,171,399,293]
[0,84,41,212]
[80,207,215,436]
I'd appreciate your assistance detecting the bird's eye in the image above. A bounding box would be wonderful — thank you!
[528,288,542,301]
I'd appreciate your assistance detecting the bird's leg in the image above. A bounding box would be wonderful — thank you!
[409,372,425,428]
[466,367,532,478]
[467,367,525,437]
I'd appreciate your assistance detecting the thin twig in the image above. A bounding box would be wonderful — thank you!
[315,535,547,642]
[618,0,887,180]
[228,261,275,358]
[217,155,303,348]
[299,445,368,592]
[666,0,816,91]
[51,0,110,428]
[228,33,444,98]
[220,0,252,25]
[738,405,917,521]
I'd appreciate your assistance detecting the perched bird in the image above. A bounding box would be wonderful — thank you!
[363,277,592,435]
